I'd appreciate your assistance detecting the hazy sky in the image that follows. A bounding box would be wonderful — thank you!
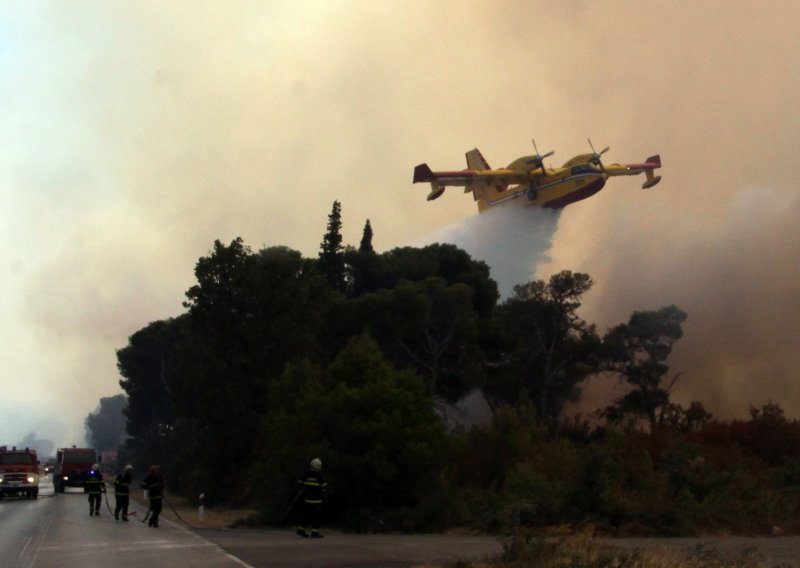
[2,1,798,447]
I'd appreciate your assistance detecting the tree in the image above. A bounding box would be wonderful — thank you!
[329,244,498,383]
[344,219,382,298]
[659,400,713,433]
[117,317,188,469]
[117,318,186,443]
[491,271,601,427]
[319,200,346,292]
[376,244,498,316]
[359,219,374,253]
[177,240,333,502]
[84,394,129,452]
[253,334,449,519]
[602,305,688,430]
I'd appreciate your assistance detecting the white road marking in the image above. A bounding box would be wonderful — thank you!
[17,536,32,559]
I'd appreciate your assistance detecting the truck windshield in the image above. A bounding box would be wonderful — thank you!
[63,453,95,464]
[0,453,35,465]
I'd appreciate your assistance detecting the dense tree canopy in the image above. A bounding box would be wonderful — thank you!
[117,318,186,449]
[106,205,800,536]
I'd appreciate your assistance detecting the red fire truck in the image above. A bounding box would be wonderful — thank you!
[53,447,97,493]
[0,446,40,499]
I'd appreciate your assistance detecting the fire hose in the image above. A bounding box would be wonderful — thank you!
[128,485,195,528]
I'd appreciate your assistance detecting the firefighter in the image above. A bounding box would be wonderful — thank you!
[140,464,165,528]
[114,464,133,521]
[86,463,106,516]
[296,458,327,538]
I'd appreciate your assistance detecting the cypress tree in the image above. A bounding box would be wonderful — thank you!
[359,219,374,254]
[319,200,346,291]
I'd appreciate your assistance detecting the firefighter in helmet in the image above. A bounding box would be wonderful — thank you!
[296,458,327,538]
[114,464,133,521]
[86,463,106,516]
[140,464,165,528]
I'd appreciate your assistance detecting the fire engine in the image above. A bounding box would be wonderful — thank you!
[53,447,97,492]
[0,446,40,499]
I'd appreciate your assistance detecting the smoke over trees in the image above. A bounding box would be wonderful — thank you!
[84,394,128,452]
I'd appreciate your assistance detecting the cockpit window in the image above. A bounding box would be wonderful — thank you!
[571,164,596,175]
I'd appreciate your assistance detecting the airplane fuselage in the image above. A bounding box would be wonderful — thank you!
[478,165,607,212]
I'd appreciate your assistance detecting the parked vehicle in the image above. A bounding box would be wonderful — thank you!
[0,446,39,499]
[53,447,97,493]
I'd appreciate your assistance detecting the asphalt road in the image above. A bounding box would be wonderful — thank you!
[5,476,800,567]
[0,475,248,568]
[0,475,502,568]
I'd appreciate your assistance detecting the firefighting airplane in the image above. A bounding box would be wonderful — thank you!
[413,140,661,212]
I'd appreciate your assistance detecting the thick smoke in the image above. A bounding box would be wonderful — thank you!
[3,1,799,445]
[544,185,800,420]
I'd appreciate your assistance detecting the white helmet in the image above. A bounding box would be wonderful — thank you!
[124,464,133,471]
[310,458,322,471]
[92,463,100,470]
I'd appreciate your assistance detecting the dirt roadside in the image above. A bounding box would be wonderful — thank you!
[111,482,257,529]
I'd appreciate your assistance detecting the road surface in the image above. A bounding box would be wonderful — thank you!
[1,476,248,568]
[4,475,800,567]
[0,475,502,567]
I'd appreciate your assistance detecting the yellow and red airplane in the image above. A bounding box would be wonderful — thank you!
[413,140,661,212]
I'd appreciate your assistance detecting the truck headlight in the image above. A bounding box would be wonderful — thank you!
[27,475,36,484]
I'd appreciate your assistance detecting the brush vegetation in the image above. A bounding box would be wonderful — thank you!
[466,533,792,567]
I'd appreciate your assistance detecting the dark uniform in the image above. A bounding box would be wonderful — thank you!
[296,459,327,538]
[86,465,105,516]
[114,466,132,521]
[141,466,165,528]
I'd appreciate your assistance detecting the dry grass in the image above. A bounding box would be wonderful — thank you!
[427,535,794,568]
[126,488,257,529]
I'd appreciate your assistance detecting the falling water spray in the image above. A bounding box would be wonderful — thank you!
[414,206,562,298]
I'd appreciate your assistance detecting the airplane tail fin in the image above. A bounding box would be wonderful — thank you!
[413,163,435,183]
[641,154,661,189]
[465,148,490,170]
[413,164,446,201]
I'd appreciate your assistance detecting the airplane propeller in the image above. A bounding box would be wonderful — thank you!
[526,138,554,174]
[588,138,609,172]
